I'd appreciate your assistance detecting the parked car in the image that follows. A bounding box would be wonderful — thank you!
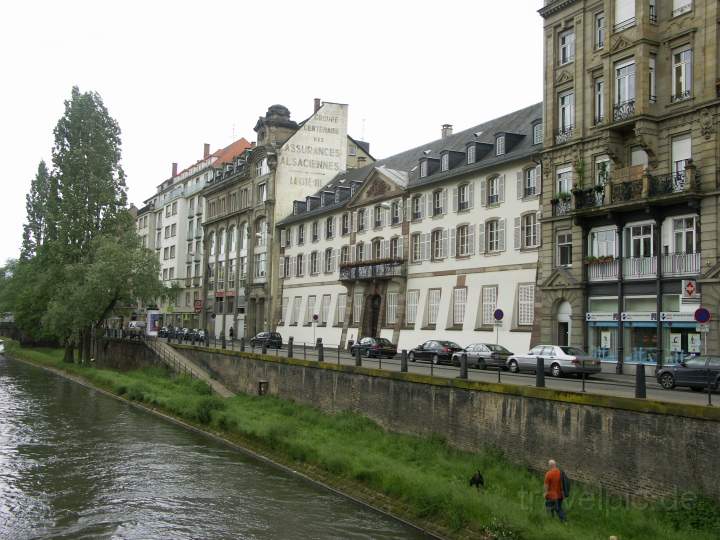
[350,337,397,358]
[249,332,283,349]
[657,357,720,392]
[408,340,463,365]
[195,329,206,342]
[451,343,513,369]
[158,326,169,338]
[507,345,602,377]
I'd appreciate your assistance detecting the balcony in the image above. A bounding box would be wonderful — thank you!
[670,90,691,104]
[613,17,636,32]
[623,256,657,280]
[662,252,700,277]
[648,170,687,196]
[613,99,635,122]
[551,197,572,217]
[555,125,574,145]
[672,1,692,17]
[573,186,606,210]
[587,258,618,282]
[339,258,406,281]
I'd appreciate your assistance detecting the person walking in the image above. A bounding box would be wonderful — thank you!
[544,459,566,522]
[229,326,234,341]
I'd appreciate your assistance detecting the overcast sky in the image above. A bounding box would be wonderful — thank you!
[0,0,544,263]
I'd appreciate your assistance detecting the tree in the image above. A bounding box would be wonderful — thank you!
[21,161,57,260]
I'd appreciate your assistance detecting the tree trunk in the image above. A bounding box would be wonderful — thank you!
[63,341,74,363]
[83,326,92,363]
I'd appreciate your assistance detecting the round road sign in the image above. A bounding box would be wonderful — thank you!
[493,309,504,321]
[694,307,711,324]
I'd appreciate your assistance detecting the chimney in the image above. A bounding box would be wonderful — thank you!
[171,162,178,177]
[441,124,453,139]
[203,143,210,159]
[314,98,321,113]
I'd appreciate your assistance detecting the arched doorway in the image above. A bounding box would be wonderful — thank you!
[557,301,572,346]
[363,294,381,338]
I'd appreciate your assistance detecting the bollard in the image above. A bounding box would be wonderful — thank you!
[355,346,362,367]
[318,342,324,362]
[535,357,545,388]
[401,349,408,372]
[497,364,502,383]
[191,335,196,346]
[288,337,294,358]
[303,342,307,360]
[635,362,647,399]
[460,353,468,379]
[240,337,245,352]
[221,335,226,349]
[337,346,340,365]
[707,360,714,407]
[262,342,267,355]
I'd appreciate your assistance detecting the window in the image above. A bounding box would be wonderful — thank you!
[320,294,331,324]
[467,145,476,164]
[441,154,449,172]
[594,78,605,124]
[589,228,616,257]
[353,293,363,324]
[649,0,657,22]
[239,223,248,251]
[164,225,170,238]
[419,161,428,178]
[486,219,504,252]
[256,218,267,248]
[457,183,472,210]
[672,47,692,102]
[162,268,168,280]
[281,297,289,323]
[356,242,365,262]
[297,224,305,245]
[340,245,350,264]
[481,286,497,326]
[386,292,398,325]
[336,293,347,324]
[257,182,268,202]
[559,29,575,65]
[341,213,350,235]
[406,290,419,325]
[218,229,225,255]
[427,289,441,325]
[595,155,611,185]
[227,226,235,252]
[255,157,269,177]
[411,233,422,262]
[432,189,444,216]
[487,176,500,205]
[374,205,383,228]
[559,91,574,132]
[673,0,693,17]
[518,284,535,326]
[325,217,334,239]
[649,55,656,102]
[296,254,304,276]
[163,247,168,260]
[411,195,423,220]
[615,60,636,105]
[357,209,366,231]
[322,248,333,273]
[372,238,382,260]
[525,167,538,197]
[614,0,635,31]
[207,263,214,289]
[228,259,235,288]
[305,295,316,324]
[390,237,400,259]
[533,123,543,145]
[625,224,654,258]
[521,214,539,248]
[431,229,445,260]
[171,201,177,215]
[672,133,692,179]
[217,261,225,289]
[390,201,401,225]
[171,223,176,237]
[595,12,605,48]
[291,296,302,325]
[311,221,319,242]
[496,135,505,155]
[557,232,573,266]
[283,256,291,278]
[456,224,472,257]
[169,245,175,258]
[254,253,266,278]
[453,288,467,325]
[556,166,572,194]
[672,217,696,254]
[310,251,319,275]
[239,257,246,279]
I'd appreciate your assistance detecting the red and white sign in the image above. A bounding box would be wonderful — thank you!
[193,299,203,313]
[683,279,697,299]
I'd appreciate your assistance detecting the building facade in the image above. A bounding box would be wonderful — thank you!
[537,0,719,371]
[277,104,543,352]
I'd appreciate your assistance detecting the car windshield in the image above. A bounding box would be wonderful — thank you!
[439,341,460,348]
[377,338,393,346]
[560,346,587,356]
[486,344,511,353]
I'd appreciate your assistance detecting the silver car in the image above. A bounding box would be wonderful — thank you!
[450,343,513,369]
[507,345,602,378]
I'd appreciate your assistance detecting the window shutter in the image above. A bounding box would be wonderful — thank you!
[349,246,354,263]
[398,236,404,258]
[514,217,522,250]
[331,216,337,237]
[468,226,475,255]
[452,187,458,212]
[426,193,433,217]
[468,182,475,209]
[441,228,449,258]
[535,212,542,247]
[499,174,506,203]
[419,194,426,219]
[293,255,298,277]
[498,218,506,251]
[480,178,487,207]
[517,171,523,199]
[450,228,457,257]
[536,165,542,195]
[478,223,485,254]
[442,189,448,215]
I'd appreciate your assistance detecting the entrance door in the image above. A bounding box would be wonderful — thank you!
[558,322,570,346]
[557,300,572,346]
[363,295,381,338]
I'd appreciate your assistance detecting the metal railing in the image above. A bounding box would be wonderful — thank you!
[552,198,572,216]
[613,99,636,122]
[613,17,636,32]
[611,179,643,202]
[662,252,700,276]
[555,126,574,145]
[623,256,657,279]
[339,260,406,281]
[573,187,605,210]
[672,1,692,17]
[671,90,692,103]
[587,259,618,281]
[649,170,686,195]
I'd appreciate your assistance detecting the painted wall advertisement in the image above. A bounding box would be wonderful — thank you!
[146,310,161,336]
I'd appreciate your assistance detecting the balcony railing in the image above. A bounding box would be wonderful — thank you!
[671,90,691,103]
[672,1,692,17]
[649,170,687,196]
[573,187,606,210]
[613,17,636,32]
[587,258,619,281]
[339,259,406,281]
[662,252,700,277]
[552,198,572,216]
[613,99,635,122]
[555,125,574,145]
[611,179,643,202]
[623,256,657,279]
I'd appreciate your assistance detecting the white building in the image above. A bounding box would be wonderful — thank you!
[276,103,543,353]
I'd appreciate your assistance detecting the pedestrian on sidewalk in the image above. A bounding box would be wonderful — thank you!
[544,459,567,522]
[229,327,234,341]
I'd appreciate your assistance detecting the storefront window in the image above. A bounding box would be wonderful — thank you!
[588,325,618,362]
[624,326,657,364]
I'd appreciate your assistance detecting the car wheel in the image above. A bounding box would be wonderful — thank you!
[433,354,440,365]
[451,355,459,367]
[551,363,562,378]
[409,352,416,362]
[508,359,519,373]
[659,373,675,390]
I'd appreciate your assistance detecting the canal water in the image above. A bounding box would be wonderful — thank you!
[0,356,429,540]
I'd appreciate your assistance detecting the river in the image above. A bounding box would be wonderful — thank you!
[0,356,429,539]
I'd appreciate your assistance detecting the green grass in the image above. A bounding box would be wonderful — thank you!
[5,341,719,540]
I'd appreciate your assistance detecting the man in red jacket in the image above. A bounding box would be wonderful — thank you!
[544,459,566,522]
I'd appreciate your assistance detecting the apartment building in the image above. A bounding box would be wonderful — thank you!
[200,100,372,338]
[537,0,719,371]
[277,104,543,352]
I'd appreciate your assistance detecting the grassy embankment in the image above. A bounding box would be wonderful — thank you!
[5,341,720,540]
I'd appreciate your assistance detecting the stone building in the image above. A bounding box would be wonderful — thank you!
[276,104,543,352]
[536,0,719,371]
[200,100,372,338]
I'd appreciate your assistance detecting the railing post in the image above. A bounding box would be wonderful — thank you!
[317,339,324,363]
[303,342,306,360]
[459,353,468,379]
[221,335,226,349]
[355,346,362,367]
[288,337,293,358]
[401,349,408,372]
[262,342,267,355]
[535,357,545,388]
[240,337,245,352]
[635,362,647,399]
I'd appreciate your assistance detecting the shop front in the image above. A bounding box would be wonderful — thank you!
[586,312,619,364]
[621,312,658,364]
[660,312,702,365]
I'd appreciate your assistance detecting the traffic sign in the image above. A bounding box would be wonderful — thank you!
[313,314,319,322]
[694,307,711,324]
[696,323,710,333]
[493,309,504,321]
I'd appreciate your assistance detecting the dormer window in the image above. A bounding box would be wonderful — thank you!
[419,161,428,178]
[533,123,543,145]
[467,145,476,164]
[496,135,505,156]
[441,154,449,172]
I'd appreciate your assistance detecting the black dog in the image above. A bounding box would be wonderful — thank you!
[469,470,485,490]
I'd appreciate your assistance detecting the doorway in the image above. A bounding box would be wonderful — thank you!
[557,301,572,346]
[363,294,381,338]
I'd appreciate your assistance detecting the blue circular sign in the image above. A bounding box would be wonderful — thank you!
[694,308,711,323]
[493,309,504,321]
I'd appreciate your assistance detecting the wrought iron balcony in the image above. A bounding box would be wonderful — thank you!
[555,126,574,145]
[662,252,700,277]
[649,170,687,196]
[611,179,643,202]
[613,17,635,32]
[623,257,657,280]
[613,99,635,122]
[587,258,618,282]
[573,186,606,210]
[339,258,406,281]
[551,198,572,216]
[670,90,691,103]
